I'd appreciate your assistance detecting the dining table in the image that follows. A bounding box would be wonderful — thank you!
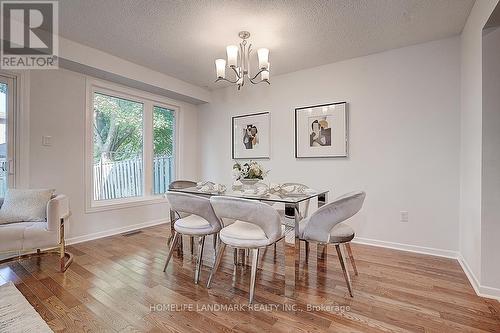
[169,184,330,298]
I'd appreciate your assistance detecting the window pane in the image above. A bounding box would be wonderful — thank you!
[0,83,7,197]
[93,92,143,200]
[153,106,175,194]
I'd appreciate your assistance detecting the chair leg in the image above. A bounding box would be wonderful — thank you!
[249,248,259,304]
[59,218,72,272]
[207,243,226,288]
[213,234,218,250]
[194,236,206,284]
[163,232,180,272]
[305,241,310,261]
[190,236,195,256]
[345,243,358,276]
[233,248,238,266]
[212,234,218,261]
[335,244,353,297]
[167,210,176,246]
[232,248,239,279]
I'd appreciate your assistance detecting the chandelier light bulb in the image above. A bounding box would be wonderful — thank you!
[226,45,239,67]
[215,59,226,78]
[262,63,270,81]
[257,48,269,69]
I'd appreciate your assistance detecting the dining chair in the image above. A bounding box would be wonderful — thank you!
[298,191,366,297]
[168,180,197,254]
[164,191,222,284]
[207,196,285,303]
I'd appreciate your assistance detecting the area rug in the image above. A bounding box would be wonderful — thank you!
[0,282,52,332]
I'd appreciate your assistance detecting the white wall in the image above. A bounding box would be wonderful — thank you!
[482,26,500,289]
[198,37,461,254]
[459,0,499,293]
[28,68,199,240]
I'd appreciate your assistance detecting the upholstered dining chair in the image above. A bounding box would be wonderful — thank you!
[164,192,222,284]
[168,180,197,254]
[207,196,285,304]
[298,191,366,297]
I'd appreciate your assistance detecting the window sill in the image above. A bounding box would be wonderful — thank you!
[86,195,167,213]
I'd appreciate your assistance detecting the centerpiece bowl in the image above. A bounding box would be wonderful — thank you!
[239,179,260,186]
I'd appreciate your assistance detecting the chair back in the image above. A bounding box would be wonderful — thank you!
[169,180,197,190]
[210,196,282,243]
[304,191,366,243]
[166,191,222,233]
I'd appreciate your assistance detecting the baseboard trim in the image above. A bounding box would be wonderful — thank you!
[66,218,170,246]
[352,236,459,259]
[457,254,500,301]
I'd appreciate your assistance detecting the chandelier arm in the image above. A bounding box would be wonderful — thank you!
[230,65,241,79]
[249,68,268,81]
[215,77,239,84]
[249,78,271,85]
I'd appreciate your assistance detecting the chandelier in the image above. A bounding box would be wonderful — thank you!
[214,31,270,90]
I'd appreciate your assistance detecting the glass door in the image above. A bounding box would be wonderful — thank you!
[0,75,15,196]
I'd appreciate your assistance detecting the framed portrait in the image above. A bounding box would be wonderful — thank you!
[295,102,348,158]
[232,112,270,159]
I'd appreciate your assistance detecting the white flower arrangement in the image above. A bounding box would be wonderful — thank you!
[232,161,268,180]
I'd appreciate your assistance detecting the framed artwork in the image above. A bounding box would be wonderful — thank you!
[232,112,270,159]
[295,102,348,158]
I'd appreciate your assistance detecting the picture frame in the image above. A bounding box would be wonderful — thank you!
[232,112,270,159]
[295,102,348,158]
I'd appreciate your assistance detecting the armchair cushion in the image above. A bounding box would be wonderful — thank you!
[0,222,57,252]
[0,189,54,224]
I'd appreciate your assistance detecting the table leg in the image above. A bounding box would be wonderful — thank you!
[284,203,300,298]
[316,192,329,259]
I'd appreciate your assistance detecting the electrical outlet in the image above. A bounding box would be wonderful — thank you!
[42,136,52,146]
[400,211,409,223]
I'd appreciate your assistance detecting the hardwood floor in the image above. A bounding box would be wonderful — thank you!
[0,223,499,332]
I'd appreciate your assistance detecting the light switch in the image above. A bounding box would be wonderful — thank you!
[400,211,409,223]
[42,136,52,146]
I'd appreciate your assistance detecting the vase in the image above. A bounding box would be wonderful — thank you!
[239,179,260,186]
[239,178,261,192]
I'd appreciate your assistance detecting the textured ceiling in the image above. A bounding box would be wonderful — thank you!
[59,0,474,90]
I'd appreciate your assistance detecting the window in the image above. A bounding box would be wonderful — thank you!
[87,82,178,210]
[0,74,16,196]
[0,82,8,196]
[153,106,176,194]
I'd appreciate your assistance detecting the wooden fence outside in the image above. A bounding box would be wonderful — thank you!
[93,155,174,200]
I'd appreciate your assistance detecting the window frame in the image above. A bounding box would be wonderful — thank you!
[0,73,17,192]
[85,79,180,212]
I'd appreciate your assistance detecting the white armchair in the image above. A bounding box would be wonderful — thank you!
[0,194,73,272]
